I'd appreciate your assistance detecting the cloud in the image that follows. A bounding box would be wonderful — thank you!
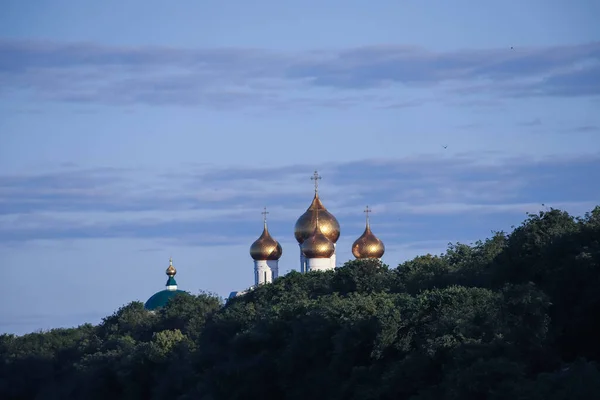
[518,118,542,127]
[455,123,485,130]
[1,154,598,245]
[564,125,600,134]
[286,44,600,88]
[1,39,599,109]
[532,64,600,97]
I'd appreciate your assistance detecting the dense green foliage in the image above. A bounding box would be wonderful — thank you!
[1,207,600,399]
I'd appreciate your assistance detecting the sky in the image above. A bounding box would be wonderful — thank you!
[0,0,599,335]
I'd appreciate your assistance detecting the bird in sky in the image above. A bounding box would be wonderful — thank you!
[442,145,448,149]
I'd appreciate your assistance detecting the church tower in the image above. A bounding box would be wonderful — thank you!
[144,258,188,311]
[249,207,282,285]
[294,171,340,272]
[352,206,385,260]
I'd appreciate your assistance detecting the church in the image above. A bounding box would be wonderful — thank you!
[145,171,385,309]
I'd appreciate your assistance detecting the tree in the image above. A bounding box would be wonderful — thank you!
[1,206,599,400]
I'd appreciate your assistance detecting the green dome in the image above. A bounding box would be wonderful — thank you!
[144,289,188,311]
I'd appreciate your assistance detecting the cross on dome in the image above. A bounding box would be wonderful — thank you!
[364,206,372,226]
[311,170,322,194]
[262,207,269,225]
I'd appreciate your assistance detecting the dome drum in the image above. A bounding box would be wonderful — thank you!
[306,257,331,271]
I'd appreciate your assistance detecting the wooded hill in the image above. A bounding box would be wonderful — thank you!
[1,207,600,400]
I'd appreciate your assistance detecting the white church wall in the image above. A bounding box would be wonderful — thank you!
[307,258,332,272]
[267,260,279,280]
[254,260,273,285]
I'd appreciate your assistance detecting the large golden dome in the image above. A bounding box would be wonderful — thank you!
[250,221,282,261]
[301,223,335,259]
[294,193,341,244]
[352,207,385,259]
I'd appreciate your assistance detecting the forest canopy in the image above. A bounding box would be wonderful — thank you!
[1,206,600,400]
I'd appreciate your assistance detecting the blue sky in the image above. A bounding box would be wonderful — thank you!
[0,0,599,335]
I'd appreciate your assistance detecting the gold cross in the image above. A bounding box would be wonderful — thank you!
[261,207,269,224]
[311,170,322,193]
[364,206,372,224]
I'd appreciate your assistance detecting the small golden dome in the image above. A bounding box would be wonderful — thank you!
[166,257,177,276]
[250,223,283,261]
[250,209,282,261]
[352,207,385,259]
[301,223,335,259]
[294,193,341,244]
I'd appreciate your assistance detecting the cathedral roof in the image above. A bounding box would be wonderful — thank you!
[144,289,188,311]
[144,258,188,311]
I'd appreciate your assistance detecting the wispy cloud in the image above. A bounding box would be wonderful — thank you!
[1,154,598,245]
[1,39,599,109]
[564,125,600,134]
[518,118,542,127]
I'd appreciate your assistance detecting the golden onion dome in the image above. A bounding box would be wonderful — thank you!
[250,221,283,261]
[294,193,341,244]
[301,222,335,259]
[166,257,177,276]
[352,207,385,259]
